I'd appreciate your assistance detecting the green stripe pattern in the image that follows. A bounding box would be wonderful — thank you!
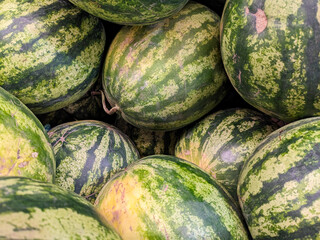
[0,176,121,239]
[115,117,178,157]
[221,0,320,122]
[48,120,140,203]
[103,2,229,131]
[0,87,55,182]
[95,155,249,239]
[0,0,106,114]
[175,108,278,200]
[68,0,189,25]
[238,116,320,239]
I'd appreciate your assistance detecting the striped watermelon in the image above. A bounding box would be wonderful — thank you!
[48,120,140,203]
[238,116,320,239]
[102,2,229,131]
[0,176,121,239]
[221,0,320,122]
[0,87,55,182]
[175,108,279,200]
[95,155,250,239]
[115,116,178,157]
[68,0,189,25]
[0,0,106,114]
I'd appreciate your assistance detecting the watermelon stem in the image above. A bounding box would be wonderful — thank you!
[92,90,119,115]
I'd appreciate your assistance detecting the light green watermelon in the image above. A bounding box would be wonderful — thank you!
[175,108,279,200]
[0,87,55,182]
[95,155,250,239]
[0,176,121,239]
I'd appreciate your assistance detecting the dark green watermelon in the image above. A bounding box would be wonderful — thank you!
[103,2,228,131]
[0,0,106,114]
[48,120,140,203]
[239,116,320,239]
[68,0,189,25]
[221,0,320,122]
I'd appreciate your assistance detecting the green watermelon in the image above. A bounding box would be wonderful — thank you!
[0,176,121,239]
[68,0,189,25]
[0,0,106,114]
[220,0,320,122]
[238,116,320,239]
[95,155,250,239]
[0,87,55,182]
[102,2,229,131]
[48,120,140,203]
[115,116,178,157]
[175,108,279,200]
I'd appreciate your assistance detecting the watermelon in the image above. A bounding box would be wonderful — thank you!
[0,176,121,239]
[95,155,250,239]
[102,2,229,131]
[68,0,189,25]
[175,108,279,201]
[220,0,320,123]
[0,87,55,182]
[48,120,140,203]
[115,116,178,157]
[238,116,320,239]
[0,0,106,114]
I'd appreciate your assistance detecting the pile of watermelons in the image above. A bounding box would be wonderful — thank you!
[1,0,320,239]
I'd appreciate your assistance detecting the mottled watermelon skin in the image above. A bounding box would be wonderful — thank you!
[103,2,229,131]
[68,0,189,25]
[0,176,121,239]
[0,87,55,182]
[238,116,320,239]
[220,0,320,123]
[95,155,250,239]
[175,108,278,201]
[0,0,106,114]
[48,120,140,203]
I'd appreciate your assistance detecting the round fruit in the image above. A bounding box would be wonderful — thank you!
[175,108,279,200]
[0,0,106,114]
[0,176,121,239]
[221,0,320,122]
[95,155,250,239]
[68,0,189,25]
[0,87,55,182]
[238,116,320,239]
[48,120,140,203]
[103,2,228,131]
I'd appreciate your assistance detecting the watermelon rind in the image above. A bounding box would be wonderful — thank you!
[95,154,250,239]
[48,120,140,203]
[102,2,229,131]
[0,87,55,182]
[0,0,106,114]
[238,116,320,239]
[0,176,121,239]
